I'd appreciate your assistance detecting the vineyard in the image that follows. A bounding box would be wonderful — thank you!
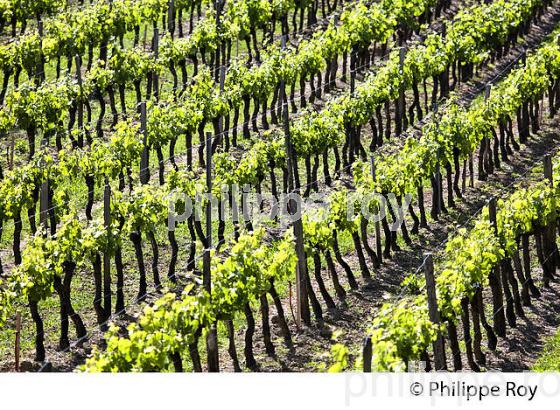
[0,0,560,374]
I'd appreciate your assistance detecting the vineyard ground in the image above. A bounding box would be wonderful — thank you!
[238,115,560,372]
[234,1,560,372]
[3,0,560,372]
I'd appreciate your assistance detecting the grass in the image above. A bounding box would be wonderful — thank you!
[532,325,560,371]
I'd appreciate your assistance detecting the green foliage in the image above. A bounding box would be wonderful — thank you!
[291,0,544,159]
[368,150,560,370]
[328,343,350,372]
[115,185,168,235]
[10,212,102,303]
[365,26,560,365]
[82,287,214,372]
[369,297,438,371]
[82,229,296,371]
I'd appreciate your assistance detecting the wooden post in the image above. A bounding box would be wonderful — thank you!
[482,85,492,175]
[350,46,356,95]
[75,53,82,90]
[39,138,49,233]
[15,312,21,372]
[423,254,447,370]
[362,335,372,372]
[488,197,506,337]
[204,131,220,372]
[332,14,340,88]
[544,154,553,186]
[542,154,556,284]
[214,0,223,83]
[435,160,442,217]
[103,179,112,321]
[219,64,225,123]
[212,66,226,151]
[370,155,382,264]
[397,47,407,134]
[75,55,84,148]
[167,0,175,37]
[433,103,442,217]
[484,84,491,100]
[469,154,474,188]
[143,24,148,48]
[280,35,310,327]
[539,91,543,126]
[349,44,358,163]
[39,179,49,230]
[153,27,159,101]
[139,102,150,184]
[204,131,213,293]
[9,133,14,170]
[399,47,406,68]
[36,20,45,84]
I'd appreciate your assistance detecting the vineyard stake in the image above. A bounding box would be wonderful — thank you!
[433,103,442,217]
[36,20,45,84]
[204,131,213,293]
[143,24,148,48]
[139,102,150,184]
[397,47,407,134]
[469,154,474,188]
[349,44,358,162]
[280,35,310,327]
[39,178,48,230]
[15,312,21,372]
[488,197,507,337]
[362,335,372,372]
[544,154,553,186]
[542,154,557,282]
[482,84,492,177]
[214,0,225,83]
[204,131,220,372]
[153,27,160,101]
[423,254,447,370]
[369,155,382,264]
[212,66,226,151]
[435,160,442,216]
[75,53,83,86]
[103,179,112,321]
[9,133,14,170]
[167,0,175,37]
[75,54,84,147]
[39,138,49,233]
